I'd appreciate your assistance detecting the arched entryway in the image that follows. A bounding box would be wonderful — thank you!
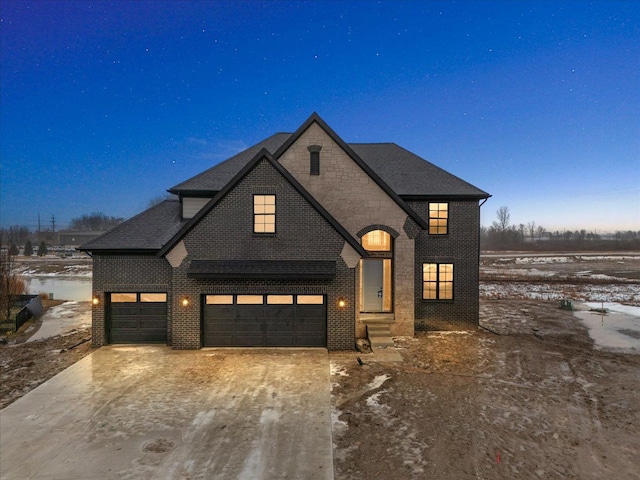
[359,228,395,313]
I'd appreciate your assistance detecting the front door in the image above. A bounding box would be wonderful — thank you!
[362,259,384,311]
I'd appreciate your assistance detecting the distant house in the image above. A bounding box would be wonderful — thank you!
[79,113,490,349]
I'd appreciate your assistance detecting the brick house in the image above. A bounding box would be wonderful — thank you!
[79,113,490,350]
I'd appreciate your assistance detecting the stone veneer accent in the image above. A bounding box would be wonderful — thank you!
[278,122,415,337]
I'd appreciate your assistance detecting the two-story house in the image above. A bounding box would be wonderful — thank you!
[79,113,490,350]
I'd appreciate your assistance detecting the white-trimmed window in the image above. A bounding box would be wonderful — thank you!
[422,263,454,300]
[254,195,276,233]
[428,203,448,235]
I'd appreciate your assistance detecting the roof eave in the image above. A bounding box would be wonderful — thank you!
[76,248,160,255]
[400,193,491,201]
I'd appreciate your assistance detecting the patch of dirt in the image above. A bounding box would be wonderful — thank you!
[331,300,640,479]
[0,328,93,409]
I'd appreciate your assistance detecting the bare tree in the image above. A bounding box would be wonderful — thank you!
[493,206,510,231]
[0,249,22,321]
[147,193,177,208]
[527,221,536,241]
[69,213,124,231]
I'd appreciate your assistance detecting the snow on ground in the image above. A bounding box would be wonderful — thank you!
[17,264,92,278]
[481,282,640,302]
[26,301,91,342]
[367,374,391,390]
[574,303,640,354]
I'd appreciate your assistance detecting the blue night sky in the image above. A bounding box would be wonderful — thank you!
[1,0,639,232]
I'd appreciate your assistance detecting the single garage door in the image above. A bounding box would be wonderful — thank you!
[109,293,167,343]
[203,294,326,347]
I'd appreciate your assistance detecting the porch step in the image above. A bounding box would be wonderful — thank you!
[360,313,395,324]
[369,335,395,348]
[362,314,395,349]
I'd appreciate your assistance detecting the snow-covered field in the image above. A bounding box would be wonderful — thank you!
[481,282,639,302]
[481,253,640,303]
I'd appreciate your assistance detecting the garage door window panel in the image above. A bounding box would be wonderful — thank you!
[237,295,264,304]
[206,295,233,305]
[111,293,137,302]
[140,293,167,302]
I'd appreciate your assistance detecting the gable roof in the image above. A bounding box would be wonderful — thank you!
[271,113,429,229]
[168,114,489,201]
[168,132,291,194]
[158,148,368,258]
[350,143,490,198]
[77,199,184,253]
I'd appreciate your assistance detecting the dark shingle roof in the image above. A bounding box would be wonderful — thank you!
[350,143,489,198]
[169,134,488,199]
[168,133,291,193]
[78,199,185,251]
[188,260,336,279]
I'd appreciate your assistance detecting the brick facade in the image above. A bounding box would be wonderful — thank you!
[409,200,481,330]
[172,159,356,349]
[87,116,487,349]
[91,255,172,347]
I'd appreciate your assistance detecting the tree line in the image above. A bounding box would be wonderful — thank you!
[0,212,124,251]
[482,206,640,251]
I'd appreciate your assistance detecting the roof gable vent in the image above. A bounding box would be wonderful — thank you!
[307,145,322,175]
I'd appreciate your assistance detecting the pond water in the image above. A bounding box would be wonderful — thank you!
[24,277,92,302]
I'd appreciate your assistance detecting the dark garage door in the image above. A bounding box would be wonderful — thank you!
[109,293,167,343]
[203,294,326,347]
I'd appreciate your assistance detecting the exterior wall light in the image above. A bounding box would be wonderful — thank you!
[181,296,190,307]
[338,297,346,308]
[92,295,100,306]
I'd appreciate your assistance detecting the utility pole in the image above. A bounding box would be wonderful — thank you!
[38,213,41,242]
[50,214,56,233]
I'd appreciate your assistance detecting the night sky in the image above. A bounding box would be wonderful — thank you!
[1,0,638,232]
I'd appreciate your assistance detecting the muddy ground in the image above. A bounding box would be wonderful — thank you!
[331,300,640,479]
[0,305,93,409]
[1,254,639,478]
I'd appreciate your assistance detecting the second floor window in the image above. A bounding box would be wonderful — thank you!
[429,203,448,234]
[254,195,275,233]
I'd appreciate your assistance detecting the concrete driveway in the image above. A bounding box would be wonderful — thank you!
[0,347,333,480]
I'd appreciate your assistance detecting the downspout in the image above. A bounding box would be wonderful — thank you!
[478,195,491,328]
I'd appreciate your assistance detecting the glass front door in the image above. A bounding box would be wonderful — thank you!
[361,259,392,312]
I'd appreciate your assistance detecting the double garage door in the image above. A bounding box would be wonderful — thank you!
[108,293,167,343]
[203,294,326,347]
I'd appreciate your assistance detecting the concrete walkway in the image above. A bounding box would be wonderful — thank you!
[0,347,334,480]
[26,301,91,342]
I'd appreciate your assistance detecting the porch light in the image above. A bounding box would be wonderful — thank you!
[92,295,100,306]
[338,297,346,308]
[181,296,190,307]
